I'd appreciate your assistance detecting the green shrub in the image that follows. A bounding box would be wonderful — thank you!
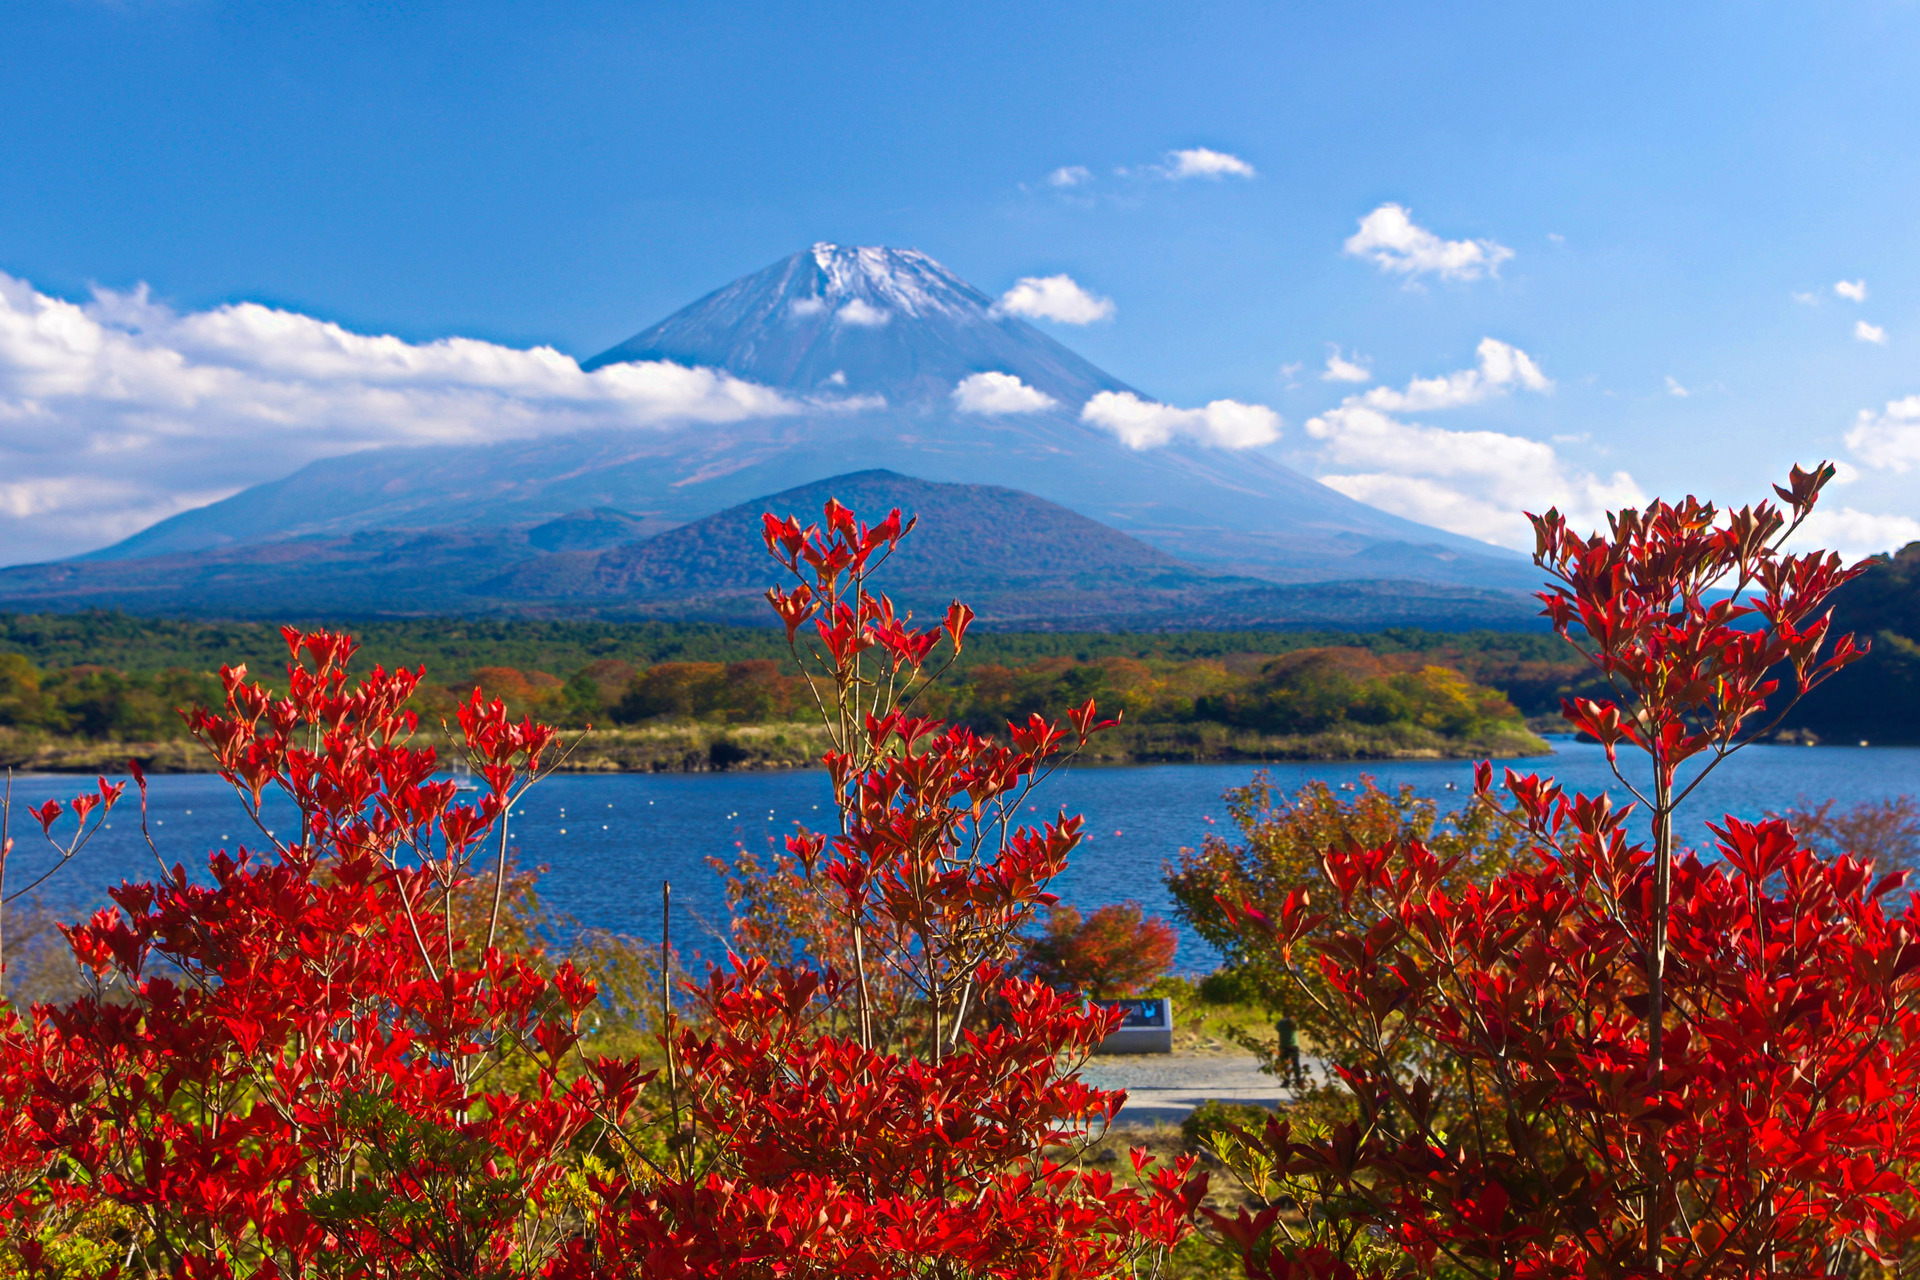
[1195,966,1262,1007]
[1180,1099,1275,1154]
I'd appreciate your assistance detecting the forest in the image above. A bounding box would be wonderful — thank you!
[19,562,1919,767]
[0,633,1547,770]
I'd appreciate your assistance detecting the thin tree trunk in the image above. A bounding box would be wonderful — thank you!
[0,770,14,997]
[663,879,686,1178]
[1647,763,1673,1272]
[0,771,12,995]
[485,800,511,955]
[853,920,874,1049]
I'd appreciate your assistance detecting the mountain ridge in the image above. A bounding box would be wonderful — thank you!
[75,243,1537,593]
[0,471,1544,630]
[477,469,1542,629]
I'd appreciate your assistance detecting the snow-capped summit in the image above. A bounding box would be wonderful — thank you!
[803,243,973,320]
[581,244,1127,406]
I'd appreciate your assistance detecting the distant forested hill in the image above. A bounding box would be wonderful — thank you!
[1779,542,1920,745]
[0,611,1577,700]
[0,631,1550,772]
[0,611,1586,771]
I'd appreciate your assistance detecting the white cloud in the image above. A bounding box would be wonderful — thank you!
[1793,291,1820,306]
[789,296,827,318]
[0,272,798,564]
[1856,320,1888,344]
[1302,340,1624,548]
[1321,348,1372,383]
[1666,376,1690,397]
[1836,279,1869,302]
[836,298,891,327]
[1357,337,1550,413]
[996,274,1115,324]
[1081,391,1280,450]
[1343,203,1514,282]
[1846,394,1920,471]
[1163,148,1256,180]
[1048,165,1093,188]
[1789,507,1920,562]
[952,371,1058,414]
[1307,409,1639,548]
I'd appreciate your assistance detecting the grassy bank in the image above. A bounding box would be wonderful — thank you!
[1066,720,1546,765]
[0,721,837,776]
[2,717,1546,776]
[0,727,206,775]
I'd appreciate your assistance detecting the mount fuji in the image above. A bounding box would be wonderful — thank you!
[77,244,1535,597]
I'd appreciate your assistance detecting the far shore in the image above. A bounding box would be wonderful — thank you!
[2,719,1551,776]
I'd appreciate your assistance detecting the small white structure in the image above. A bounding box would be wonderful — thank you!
[1093,997,1173,1054]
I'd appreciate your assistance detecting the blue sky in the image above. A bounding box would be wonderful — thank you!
[4,0,1920,562]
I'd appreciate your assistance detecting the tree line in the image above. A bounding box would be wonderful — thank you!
[425,648,1531,744]
[0,645,1533,746]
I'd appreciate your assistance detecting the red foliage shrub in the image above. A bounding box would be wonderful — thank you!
[0,500,1207,1276]
[1207,466,1920,1278]
[552,497,1207,1277]
[1023,900,1179,998]
[0,631,646,1276]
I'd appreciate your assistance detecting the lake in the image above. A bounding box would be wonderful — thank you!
[10,736,1920,972]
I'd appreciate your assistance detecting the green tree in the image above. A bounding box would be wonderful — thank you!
[1164,772,1525,1071]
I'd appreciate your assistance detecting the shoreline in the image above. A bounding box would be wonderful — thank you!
[2,722,1553,775]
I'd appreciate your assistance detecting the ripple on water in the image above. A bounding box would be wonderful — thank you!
[12,737,1918,971]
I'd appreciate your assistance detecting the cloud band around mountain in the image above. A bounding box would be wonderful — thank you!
[1846,395,1920,472]
[1304,339,1637,548]
[1789,505,1920,563]
[0,272,800,563]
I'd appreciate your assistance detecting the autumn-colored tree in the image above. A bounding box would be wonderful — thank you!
[941,649,1532,751]
[471,664,567,712]
[552,498,1206,1277]
[0,502,1213,1277]
[615,659,801,724]
[1021,901,1178,999]
[1207,465,1917,1280]
[1165,773,1525,1072]
[0,631,654,1277]
[1777,794,1920,885]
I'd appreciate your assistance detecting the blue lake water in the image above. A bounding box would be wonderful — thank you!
[10,736,1919,972]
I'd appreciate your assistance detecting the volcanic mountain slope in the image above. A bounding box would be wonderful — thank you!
[0,472,1541,629]
[90,244,1536,592]
[579,244,1121,404]
[479,471,1541,630]
[0,511,675,617]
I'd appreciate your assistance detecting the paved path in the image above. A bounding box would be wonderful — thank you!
[1075,1053,1280,1126]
